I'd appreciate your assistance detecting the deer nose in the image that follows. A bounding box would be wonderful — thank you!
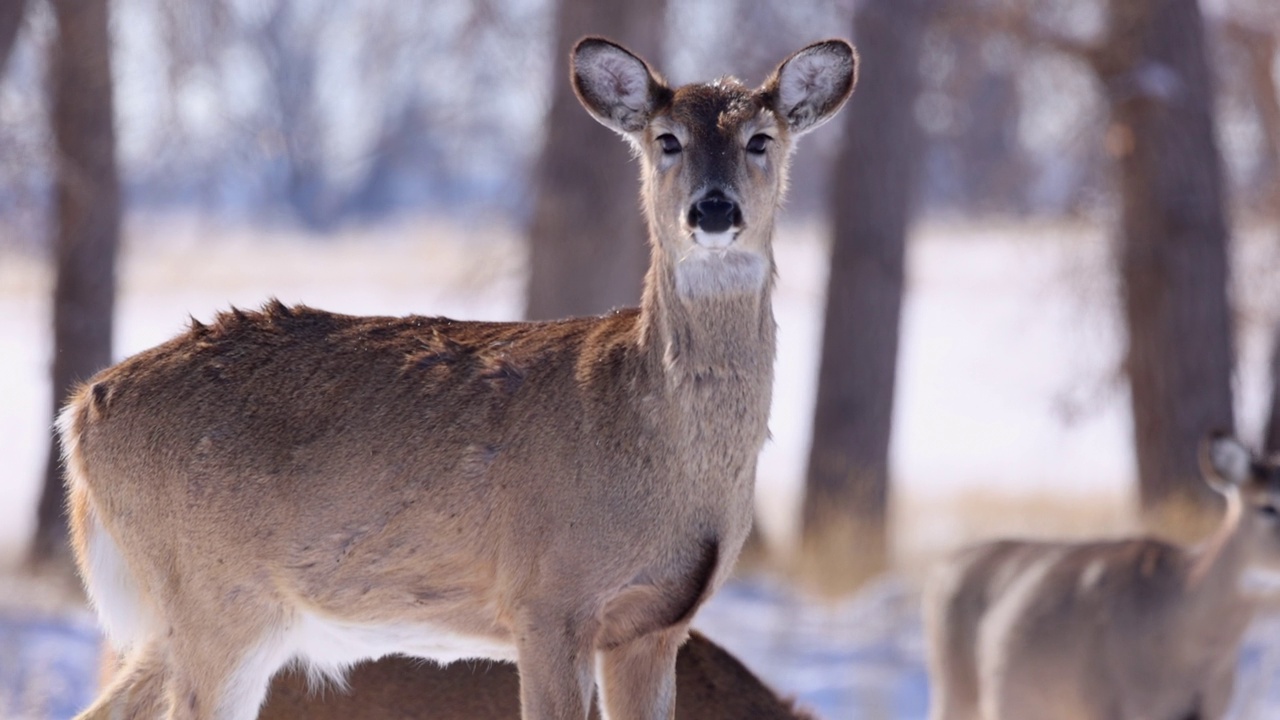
[687,191,742,234]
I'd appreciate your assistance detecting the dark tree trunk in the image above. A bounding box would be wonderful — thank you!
[30,0,121,566]
[1265,326,1280,454]
[1096,0,1234,520]
[523,0,665,320]
[0,0,26,78]
[798,0,934,595]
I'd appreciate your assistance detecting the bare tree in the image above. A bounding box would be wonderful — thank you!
[31,0,121,567]
[978,0,1237,525]
[523,0,666,320]
[1100,0,1235,519]
[798,0,936,595]
[0,0,26,78]
[1265,329,1280,454]
[254,0,337,231]
[927,18,1033,214]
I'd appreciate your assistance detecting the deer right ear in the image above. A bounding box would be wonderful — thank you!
[1201,432,1253,491]
[572,37,667,136]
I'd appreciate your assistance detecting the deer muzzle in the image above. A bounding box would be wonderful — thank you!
[687,190,743,245]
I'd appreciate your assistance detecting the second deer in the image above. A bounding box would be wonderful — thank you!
[61,37,857,720]
[923,433,1280,720]
[254,630,815,720]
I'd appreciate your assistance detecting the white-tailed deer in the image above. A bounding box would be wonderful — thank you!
[923,433,1280,720]
[252,630,815,720]
[61,37,856,720]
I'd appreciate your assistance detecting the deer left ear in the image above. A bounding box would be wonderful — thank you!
[763,39,857,136]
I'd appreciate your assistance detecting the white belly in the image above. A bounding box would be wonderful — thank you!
[220,612,516,718]
[291,611,518,682]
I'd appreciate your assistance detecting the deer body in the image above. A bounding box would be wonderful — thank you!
[923,435,1280,720]
[253,631,814,720]
[63,38,856,720]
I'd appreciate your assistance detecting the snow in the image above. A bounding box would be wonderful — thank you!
[4,578,1279,719]
[0,612,99,720]
[1,214,1278,718]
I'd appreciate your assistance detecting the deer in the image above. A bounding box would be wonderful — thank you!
[250,630,816,720]
[922,433,1280,720]
[60,36,856,720]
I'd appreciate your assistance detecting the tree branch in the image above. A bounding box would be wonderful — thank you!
[937,0,1108,70]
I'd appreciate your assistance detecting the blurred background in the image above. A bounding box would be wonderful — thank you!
[1,0,1279,717]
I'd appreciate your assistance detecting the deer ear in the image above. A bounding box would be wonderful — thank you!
[763,39,857,136]
[572,37,668,135]
[1201,432,1253,491]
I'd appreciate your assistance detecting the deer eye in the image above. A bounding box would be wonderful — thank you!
[746,134,772,154]
[657,134,682,155]
[1260,505,1279,520]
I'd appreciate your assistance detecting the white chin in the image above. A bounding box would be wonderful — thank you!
[693,229,737,249]
[674,242,768,298]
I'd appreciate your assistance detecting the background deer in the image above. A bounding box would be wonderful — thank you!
[251,630,814,720]
[923,433,1280,720]
[61,36,856,720]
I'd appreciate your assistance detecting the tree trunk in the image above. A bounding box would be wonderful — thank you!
[798,0,934,596]
[522,0,665,320]
[0,0,26,78]
[1097,0,1234,524]
[1265,325,1280,454]
[30,0,121,567]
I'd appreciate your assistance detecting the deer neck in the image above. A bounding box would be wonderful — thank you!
[636,230,777,484]
[640,233,776,381]
[1186,490,1254,622]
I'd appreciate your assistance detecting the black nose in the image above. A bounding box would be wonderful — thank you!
[687,191,742,234]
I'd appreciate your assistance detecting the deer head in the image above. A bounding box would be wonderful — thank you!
[572,37,856,299]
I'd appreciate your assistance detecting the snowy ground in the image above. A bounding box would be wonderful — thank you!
[1,214,1279,718]
[4,577,1280,719]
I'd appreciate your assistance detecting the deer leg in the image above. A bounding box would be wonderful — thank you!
[74,639,168,720]
[161,647,272,720]
[514,606,598,720]
[596,627,682,720]
[157,600,293,720]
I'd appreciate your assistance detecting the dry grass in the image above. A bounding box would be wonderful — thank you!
[0,561,85,618]
[895,487,1140,586]
[116,214,524,299]
[741,485,1143,600]
[736,486,1156,599]
[788,516,889,600]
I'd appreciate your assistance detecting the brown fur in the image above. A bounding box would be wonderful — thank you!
[254,631,815,720]
[63,38,856,720]
[923,435,1280,720]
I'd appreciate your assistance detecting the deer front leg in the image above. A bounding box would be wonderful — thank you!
[596,628,682,720]
[74,640,168,720]
[515,606,598,720]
